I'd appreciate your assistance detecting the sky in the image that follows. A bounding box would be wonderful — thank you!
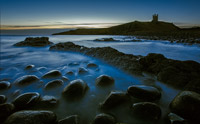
[1,0,200,31]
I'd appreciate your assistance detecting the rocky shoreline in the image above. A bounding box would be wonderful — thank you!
[1,37,200,124]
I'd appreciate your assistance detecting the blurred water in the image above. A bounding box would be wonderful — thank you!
[0,35,190,124]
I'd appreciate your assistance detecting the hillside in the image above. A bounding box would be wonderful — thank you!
[53,21,180,35]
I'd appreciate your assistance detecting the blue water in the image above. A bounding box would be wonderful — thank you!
[1,35,196,124]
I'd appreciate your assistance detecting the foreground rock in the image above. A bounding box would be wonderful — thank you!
[42,70,62,78]
[44,79,64,90]
[168,113,187,124]
[14,37,53,47]
[12,92,40,110]
[95,75,115,87]
[0,95,7,104]
[170,91,200,122]
[62,79,89,100]
[4,110,57,124]
[92,113,116,124]
[58,115,79,124]
[25,65,35,70]
[78,67,88,75]
[14,75,39,86]
[127,85,161,101]
[0,103,14,123]
[0,81,11,90]
[49,42,200,90]
[38,95,59,108]
[131,102,161,120]
[87,63,98,68]
[100,91,129,109]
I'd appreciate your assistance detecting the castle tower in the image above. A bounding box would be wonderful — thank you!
[152,14,158,22]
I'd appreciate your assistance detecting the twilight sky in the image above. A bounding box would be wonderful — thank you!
[1,0,200,30]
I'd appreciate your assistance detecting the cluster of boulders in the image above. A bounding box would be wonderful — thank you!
[14,37,53,47]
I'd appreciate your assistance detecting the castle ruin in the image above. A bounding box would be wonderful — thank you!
[152,14,158,22]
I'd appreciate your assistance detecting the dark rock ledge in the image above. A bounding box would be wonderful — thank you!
[49,42,200,92]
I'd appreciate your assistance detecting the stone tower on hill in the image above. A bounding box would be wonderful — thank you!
[152,14,158,22]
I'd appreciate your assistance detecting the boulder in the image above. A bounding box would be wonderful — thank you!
[66,71,74,76]
[127,85,161,101]
[0,81,11,90]
[95,75,114,87]
[25,65,35,70]
[131,102,161,120]
[38,95,59,108]
[62,76,69,82]
[68,62,79,66]
[87,63,98,68]
[12,92,40,110]
[44,79,64,90]
[0,103,15,123]
[0,95,7,104]
[92,113,116,124]
[62,79,88,99]
[170,91,200,122]
[14,37,53,47]
[78,67,88,74]
[14,75,39,86]
[3,110,57,124]
[100,91,129,109]
[42,70,62,78]
[58,115,79,124]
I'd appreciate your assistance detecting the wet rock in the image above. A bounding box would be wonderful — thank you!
[100,91,129,109]
[0,81,11,90]
[25,65,35,70]
[168,113,187,124]
[37,67,47,73]
[14,75,39,86]
[12,92,40,110]
[68,62,79,66]
[58,115,79,124]
[12,89,21,97]
[0,103,15,123]
[62,79,89,99]
[94,38,116,42]
[170,91,200,122]
[44,79,64,90]
[42,70,62,78]
[127,85,161,101]
[62,76,69,82]
[78,67,88,74]
[95,75,114,87]
[87,63,98,68]
[92,113,116,124]
[131,102,161,120]
[38,95,59,108]
[14,37,53,47]
[0,95,7,104]
[66,71,74,76]
[4,110,57,124]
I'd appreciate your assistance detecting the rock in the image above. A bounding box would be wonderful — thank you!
[14,75,39,86]
[58,115,79,124]
[12,92,40,110]
[95,75,114,87]
[78,67,88,74]
[62,76,69,82]
[0,81,11,90]
[62,79,89,99]
[37,67,47,73]
[0,103,15,123]
[14,37,53,47]
[25,65,35,70]
[68,62,79,66]
[44,79,64,90]
[131,102,161,120]
[0,95,7,104]
[168,113,187,124]
[94,38,116,42]
[100,91,129,109]
[66,71,74,76]
[87,63,98,68]
[12,89,21,97]
[127,85,161,101]
[38,95,59,108]
[42,70,62,78]
[3,110,57,124]
[170,91,200,122]
[92,113,116,124]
